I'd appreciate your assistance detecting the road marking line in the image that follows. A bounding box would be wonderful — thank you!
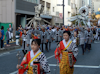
[94,41,100,43]
[9,55,55,74]
[47,55,55,60]
[0,52,17,57]
[49,64,100,68]
[0,52,10,57]
[16,49,22,51]
[9,70,18,74]
[9,64,100,74]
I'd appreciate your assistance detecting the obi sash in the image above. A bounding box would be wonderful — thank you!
[62,40,76,68]
[27,52,42,74]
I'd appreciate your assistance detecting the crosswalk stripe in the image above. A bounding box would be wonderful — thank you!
[0,52,10,57]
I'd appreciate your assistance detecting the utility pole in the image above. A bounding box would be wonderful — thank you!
[63,0,64,25]
[57,0,65,25]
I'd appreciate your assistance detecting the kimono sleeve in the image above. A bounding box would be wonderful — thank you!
[18,52,29,74]
[54,42,62,62]
[72,42,78,58]
[40,53,50,73]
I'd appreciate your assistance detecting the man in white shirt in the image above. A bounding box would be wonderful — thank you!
[9,24,14,42]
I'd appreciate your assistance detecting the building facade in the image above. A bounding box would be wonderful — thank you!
[40,0,77,26]
[0,0,81,30]
[0,0,39,35]
[93,0,100,13]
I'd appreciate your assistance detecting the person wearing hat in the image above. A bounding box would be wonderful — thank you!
[17,39,50,74]
[40,27,49,52]
[55,31,78,74]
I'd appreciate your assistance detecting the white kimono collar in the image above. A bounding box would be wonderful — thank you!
[63,39,71,48]
[30,49,41,65]
[30,49,41,59]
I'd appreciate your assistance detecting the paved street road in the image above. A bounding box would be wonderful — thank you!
[0,41,100,74]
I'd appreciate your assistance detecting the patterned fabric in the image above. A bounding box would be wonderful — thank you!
[18,49,50,74]
[31,52,50,73]
[55,39,78,74]
[60,51,74,74]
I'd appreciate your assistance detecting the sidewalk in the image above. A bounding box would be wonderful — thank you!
[0,41,21,51]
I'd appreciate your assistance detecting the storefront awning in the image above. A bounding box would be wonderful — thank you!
[40,15,52,19]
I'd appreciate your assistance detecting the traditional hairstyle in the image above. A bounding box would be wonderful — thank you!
[63,31,71,36]
[31,39,41,46]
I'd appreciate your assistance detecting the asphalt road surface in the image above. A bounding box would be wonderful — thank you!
[0,41,100,74]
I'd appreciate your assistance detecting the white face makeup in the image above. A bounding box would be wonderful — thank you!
[31,42,40,52]
[63,33,70,41]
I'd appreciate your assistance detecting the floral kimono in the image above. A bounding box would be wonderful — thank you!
[55,39,78,74]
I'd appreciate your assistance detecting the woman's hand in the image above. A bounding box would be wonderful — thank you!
[16,64,23,69]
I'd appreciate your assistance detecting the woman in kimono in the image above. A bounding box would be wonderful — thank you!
[55,31,78,74]
[21,29,30,55]
[17,39,50,74]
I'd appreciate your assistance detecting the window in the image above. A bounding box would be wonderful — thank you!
[56,12,59,16]
[68,12,70,17]
[24,0,37,4]
[53,7,54,12]
[71,3,73,9]
[68,0,70,6]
